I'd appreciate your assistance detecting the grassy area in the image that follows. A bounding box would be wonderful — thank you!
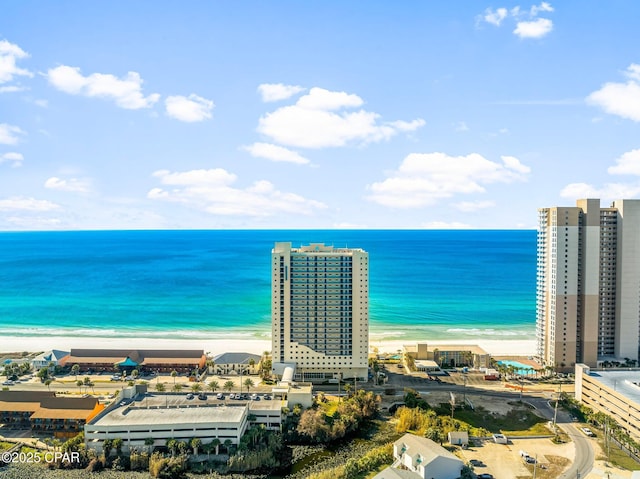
[598,439,640,471]
[439,405,548,435]
[0,440,15,451]
[320,400,339,416]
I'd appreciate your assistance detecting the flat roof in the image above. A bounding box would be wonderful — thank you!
[585,369,640,405]
[93,396,247,427]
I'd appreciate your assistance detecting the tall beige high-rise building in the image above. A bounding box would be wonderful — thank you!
[271,242,369,380]
[536,199,640,369]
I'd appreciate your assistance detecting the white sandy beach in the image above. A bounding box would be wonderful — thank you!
[0,335,536,358]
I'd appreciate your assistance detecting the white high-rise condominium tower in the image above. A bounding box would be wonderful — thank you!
[271,242,369,380]
[536,199,640,369]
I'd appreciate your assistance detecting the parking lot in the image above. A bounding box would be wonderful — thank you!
[458,437,574,479]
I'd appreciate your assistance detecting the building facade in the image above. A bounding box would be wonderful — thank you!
[536,199,640,369]
[271,242,369,380]
[84,386,284,454]
[60,349,206,374]
[575,363,640,442]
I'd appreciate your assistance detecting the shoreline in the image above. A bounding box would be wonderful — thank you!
[0,335,536,358]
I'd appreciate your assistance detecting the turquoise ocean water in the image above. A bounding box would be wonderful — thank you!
[0,230,536,343]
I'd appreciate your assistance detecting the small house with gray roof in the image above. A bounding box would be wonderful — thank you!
[213,352,261,375]
[374,433,463,479]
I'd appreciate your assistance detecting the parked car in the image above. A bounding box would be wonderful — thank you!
[477,474,494,479]
[263,395,272,400]
[229,393,235,399]
[469,459,484,467]
[2,380,14,386]
[197,393,207,400]
[186,393,194,400]
[250,394,258,400]
[581,427,595,437]
[216,393,224,400]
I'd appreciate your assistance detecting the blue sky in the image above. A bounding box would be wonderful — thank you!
[1,1,640,230]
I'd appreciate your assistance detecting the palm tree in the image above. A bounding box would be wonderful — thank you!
[208,380,219,393]
[190,437,202,455]
[243,378,254,393]
[44,379,53,391]
[177,440,188,455]
[132,369,139,382]
[103,438,113,458]
[344,383,352,397]
[71,364,80,380]
[248,358,256,373]
[223,380,234,393]
[166,438,177,456]
[155,382,166,392]
[223,439,233,454]
[191,382,202,393]
[171,370,178,385]
[112,438,123,455]
[172,384,183,392]
[76,380,83,393]
[144,437,155,454]
[211,438,221,456]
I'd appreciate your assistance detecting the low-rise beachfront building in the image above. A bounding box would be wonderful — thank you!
[0,391,102,438]
[374,433,463,479]
[60,349,206,374]
[31,350,70,370]
[30,396,103,439]
[212,352,262,375]
[85,386,285,454]
[0,391,55,429]
[575,363,640,441]
[403,343,491,369]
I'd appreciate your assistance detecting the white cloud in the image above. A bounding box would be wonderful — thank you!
[501,155,531,173]
[47,65,160,109]
[0,39,32,84]
[530,2,553,16]
[422,221,472,229]
[367,152,530,208]
[242,142,310,165]
[148,168,326,216]
[479,3,554,38]
[257,87,425,149]
[0,85,26,93]
[165,94,214,122]
[455,200,496,212]
[560,182,640,200]
[0,196,60,212]
[455,121,469,132]
[258,83,305,102]
[626,64,640,82]
[295,88,363,110]
[587,64,640,122]
[44,176,91,193]
[483,7,508,26]
[608,148,640,176]
[513,18,553,38]
[0,152,23,167]
[0,123,25,145]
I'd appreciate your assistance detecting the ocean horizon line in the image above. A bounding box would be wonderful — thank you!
[0,227,537,234]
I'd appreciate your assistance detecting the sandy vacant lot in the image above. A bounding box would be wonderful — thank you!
[459,437,574,479]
